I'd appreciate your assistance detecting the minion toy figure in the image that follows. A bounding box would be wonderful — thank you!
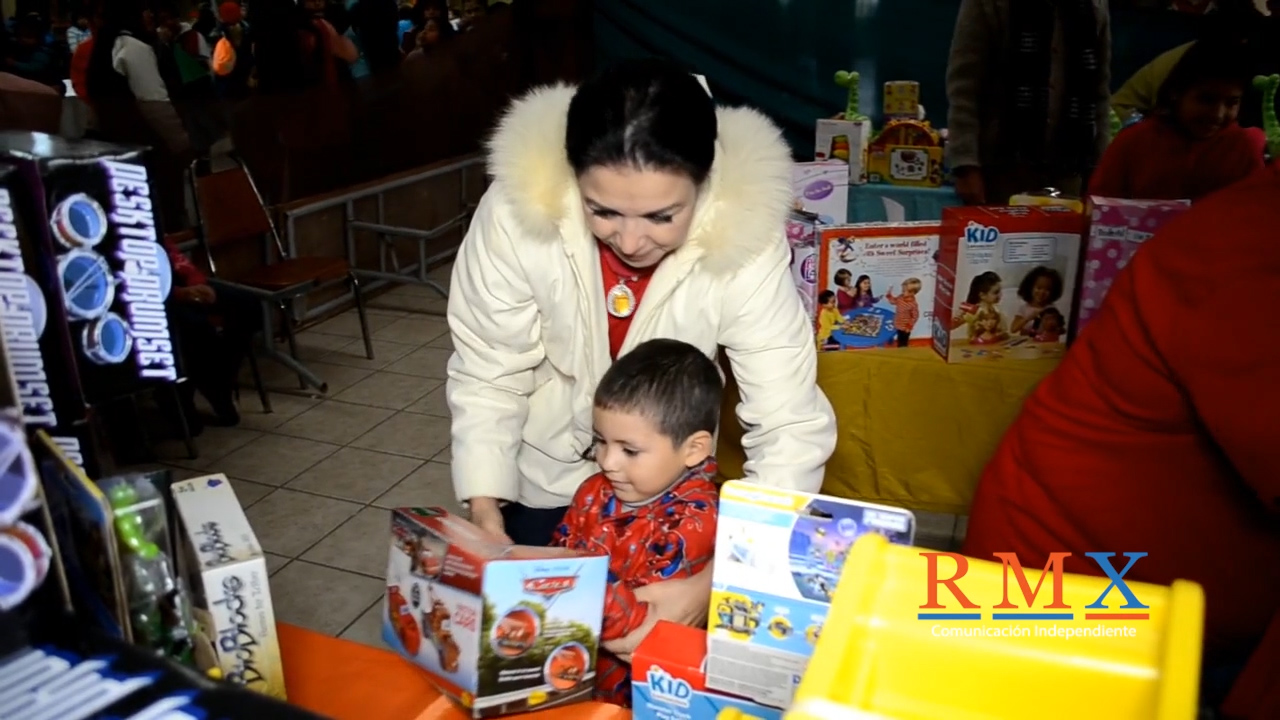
[713,592,765,638]
[767,617,793,640]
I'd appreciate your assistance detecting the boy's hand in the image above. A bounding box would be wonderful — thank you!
[468,497,512,545]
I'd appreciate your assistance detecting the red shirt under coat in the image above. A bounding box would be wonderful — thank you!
[598,242,657,360]
[1089,117,1265,201]
[964,165,1280,717]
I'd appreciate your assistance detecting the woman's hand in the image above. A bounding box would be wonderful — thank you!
[601,563,714,661]
[468,497,512,544]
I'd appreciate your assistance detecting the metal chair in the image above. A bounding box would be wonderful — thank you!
[183,157,374,410]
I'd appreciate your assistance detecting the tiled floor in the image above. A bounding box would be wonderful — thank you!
[136,274,967,652]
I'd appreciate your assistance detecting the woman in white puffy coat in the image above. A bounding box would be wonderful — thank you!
[446,59,836,638]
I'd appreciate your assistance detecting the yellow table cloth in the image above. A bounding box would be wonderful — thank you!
[716,347,1057,515]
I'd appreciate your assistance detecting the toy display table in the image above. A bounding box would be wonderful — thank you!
[848,183,960,223]
[279,623,631,720]
[716,348,1057,515]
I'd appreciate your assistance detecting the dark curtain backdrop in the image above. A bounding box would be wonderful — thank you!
[595,0,1203,158]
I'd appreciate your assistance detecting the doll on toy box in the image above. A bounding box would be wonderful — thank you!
[814,222,940,351]
[932,206,1084,364]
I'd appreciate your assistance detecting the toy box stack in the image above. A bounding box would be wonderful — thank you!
[786,211,821,321]
[383,507,608,717]
[792,162,848,226]
[1076,197,1190,338]
[814,120,870,185]
[815,222,940,351]
[170,473,286,699]
[632,621,782,720]
[704,481,915,709]
[933,206,1084,363]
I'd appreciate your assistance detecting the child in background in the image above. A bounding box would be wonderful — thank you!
[1011,266,1064,336]
[1090,39,1265,201]
[884,277,922,347]
[552,338,721,706]
[833,269,857,313]
[816,290,843,350]
[66,14,91,53]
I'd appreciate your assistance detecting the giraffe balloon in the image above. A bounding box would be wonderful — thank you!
[834,70,871,123]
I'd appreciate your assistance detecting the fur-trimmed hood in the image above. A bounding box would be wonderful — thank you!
[485,83,795,276]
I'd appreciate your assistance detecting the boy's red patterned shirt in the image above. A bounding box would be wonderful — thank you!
[551,458,719,706]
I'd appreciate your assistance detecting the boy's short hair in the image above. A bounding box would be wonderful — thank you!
[594,338,723,443]
[818,290,836,304]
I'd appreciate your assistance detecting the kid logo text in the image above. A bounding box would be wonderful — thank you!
[918,551,1150,621]
[964,222,1000,245]
[646,666,692,707]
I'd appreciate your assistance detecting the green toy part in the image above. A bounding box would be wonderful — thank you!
[1254,74,1280,158]
[107,481,161,559]
[1108,107,1122,140]
[834,70,871,123]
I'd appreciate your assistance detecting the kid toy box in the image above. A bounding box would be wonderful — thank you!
[705,481,915,709]
[932,205,1083,364]
[816,222,940,351]
[1076,196,1189,338]
[384,507,608,717]
[791,162,848,226]
[632,621,781,720]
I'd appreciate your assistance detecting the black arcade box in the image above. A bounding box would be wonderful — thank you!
[0,132,183,418]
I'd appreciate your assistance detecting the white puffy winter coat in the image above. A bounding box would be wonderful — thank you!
[447,84,837,509]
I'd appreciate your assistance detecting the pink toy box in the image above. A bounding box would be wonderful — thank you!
[1076,197,1190,339]
[787,210,821,322]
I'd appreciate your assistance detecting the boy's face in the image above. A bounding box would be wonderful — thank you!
[592,407,711,504]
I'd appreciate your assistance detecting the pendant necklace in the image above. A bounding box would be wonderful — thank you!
[606,272,639,319]
[602,247,641,319]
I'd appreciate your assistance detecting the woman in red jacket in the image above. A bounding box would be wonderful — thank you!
[963,165,1280,718]
[1090,38,1265,201]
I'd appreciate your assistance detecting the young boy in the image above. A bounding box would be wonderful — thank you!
[815,290,843,350]
[552,338,722,706]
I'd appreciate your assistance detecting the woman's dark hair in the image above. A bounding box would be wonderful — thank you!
[593,338,722,444]
[86,0,147,103]
[251,0,328,94]
[1156,38,1254,113]
[965,271,1002,305]
[351,0,402,74]
[1016,266,1064,304]
[565,58,717,184]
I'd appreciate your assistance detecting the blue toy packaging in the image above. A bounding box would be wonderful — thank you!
[632,621,782,720]
[705,481,916,709]
[383,507,608,717]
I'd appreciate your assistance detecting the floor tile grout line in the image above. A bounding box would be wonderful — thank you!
[336,595,386,639]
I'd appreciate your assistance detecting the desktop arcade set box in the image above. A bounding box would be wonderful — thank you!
[384,507,609,717]
[0,132,181,412]
[704,481,916,709]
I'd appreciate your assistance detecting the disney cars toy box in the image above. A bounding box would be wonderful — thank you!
[706,481,916,709]
[384,507,609,717]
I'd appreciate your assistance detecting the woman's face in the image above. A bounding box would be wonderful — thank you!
[579,165,699,269]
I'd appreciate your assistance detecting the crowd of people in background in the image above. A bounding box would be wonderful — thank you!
[0,0,514,228]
